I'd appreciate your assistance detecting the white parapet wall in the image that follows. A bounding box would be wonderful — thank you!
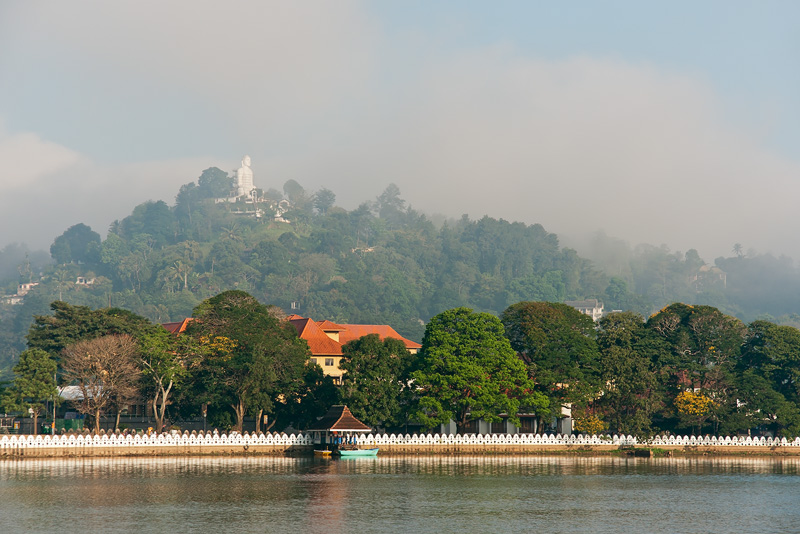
[2,431,799,453]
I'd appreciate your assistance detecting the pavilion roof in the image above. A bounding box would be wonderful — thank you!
[307,405,372,432]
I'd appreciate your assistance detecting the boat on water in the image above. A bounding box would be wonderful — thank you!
[308,405,378,458]
[335,447,379,457]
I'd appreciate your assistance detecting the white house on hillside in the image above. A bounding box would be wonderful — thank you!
[564,299,604,321]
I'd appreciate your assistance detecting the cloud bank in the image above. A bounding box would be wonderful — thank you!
[1,1,798,261]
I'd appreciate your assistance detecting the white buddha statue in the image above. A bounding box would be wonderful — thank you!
[236,155,255,198]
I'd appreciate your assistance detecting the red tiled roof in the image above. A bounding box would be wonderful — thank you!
[289,315,421,355]
[161,318,193,335]
[317,320,347,331]
[338,324,422,350]
[289,317,342,355]
[165,314,420,355]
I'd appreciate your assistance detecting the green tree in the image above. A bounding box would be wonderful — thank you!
[595,312,661,437]
[197,167,233,198]
[742,320,800,404]
[733,370,800,437]
[376,183,406,228]
[501,302,601,414]
[339,334,415,429]
[646,303,746,434]
[138,328,196,432]
[188,291,310,432]
[738,320,800,435]
[1,348,58,435]
[118,201,177,249]
[50,223,101,265]
[313,188,336,215]
[412,307,548,432]
[27,301,153,356]
[283,179,307,204]
[274,364,339,431]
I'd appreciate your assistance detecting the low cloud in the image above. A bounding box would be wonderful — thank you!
[275,50,800,261]
[2,2,798,262]
[0,126,215,248]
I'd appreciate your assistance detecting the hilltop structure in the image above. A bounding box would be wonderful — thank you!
[235,155,255,199]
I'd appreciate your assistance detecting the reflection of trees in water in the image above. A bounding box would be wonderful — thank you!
[3,456,800,481]
[305,455,800,477]
[2,455,800,534]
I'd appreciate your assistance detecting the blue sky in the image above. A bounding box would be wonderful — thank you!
[0,1,798,260]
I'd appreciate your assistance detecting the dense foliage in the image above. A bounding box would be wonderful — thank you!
[183,290,310,432]
[1,295,800,438]
[1,166,800,438]
[413,307,549,431]
[3,169,800,378]
[338,334,415,429]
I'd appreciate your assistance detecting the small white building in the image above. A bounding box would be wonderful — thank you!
[564,299,604,322]
[2,282,39,305]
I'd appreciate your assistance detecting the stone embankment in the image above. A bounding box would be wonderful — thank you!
[3,432,800,458]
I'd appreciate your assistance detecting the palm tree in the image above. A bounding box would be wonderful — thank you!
[221,224,242,242]
[54,268,74,301]
[169,260,191,291]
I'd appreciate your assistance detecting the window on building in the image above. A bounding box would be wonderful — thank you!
[519,418,536,434]
[462,420,479,434]
[325,358,334,366]
[310,358,317,365]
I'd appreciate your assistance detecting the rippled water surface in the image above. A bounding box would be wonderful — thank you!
[2,456,799,533]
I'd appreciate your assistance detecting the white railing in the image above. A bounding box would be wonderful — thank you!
[2,431,799,451]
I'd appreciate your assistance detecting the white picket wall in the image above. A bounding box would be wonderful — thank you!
[2,431,799,451]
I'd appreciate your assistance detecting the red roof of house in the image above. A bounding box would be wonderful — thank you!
[288,315,421,355]
[317,320,347,331]
[162,315,421,355]
[288,316,343,355]
[161,318,193,335]
[338,324,422,350]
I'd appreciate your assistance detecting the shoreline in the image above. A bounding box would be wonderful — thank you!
[4,443,800,459]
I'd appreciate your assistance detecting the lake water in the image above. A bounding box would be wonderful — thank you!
[2,455,799,534]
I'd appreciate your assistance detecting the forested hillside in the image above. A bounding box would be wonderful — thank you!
[1,167,799,377]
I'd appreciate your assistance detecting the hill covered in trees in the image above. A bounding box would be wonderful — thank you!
[2,166,800,377]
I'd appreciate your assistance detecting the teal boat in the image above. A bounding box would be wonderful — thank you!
[308,405,377,458]
[336,447,379,457]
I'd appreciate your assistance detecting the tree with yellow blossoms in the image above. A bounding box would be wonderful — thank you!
[674,390,714,435]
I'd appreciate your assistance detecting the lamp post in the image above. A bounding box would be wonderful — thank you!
[202,403,207,433]
[52,371,57,435]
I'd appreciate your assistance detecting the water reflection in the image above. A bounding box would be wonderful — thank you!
[3,454,800,479]
[2,456,799,534]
